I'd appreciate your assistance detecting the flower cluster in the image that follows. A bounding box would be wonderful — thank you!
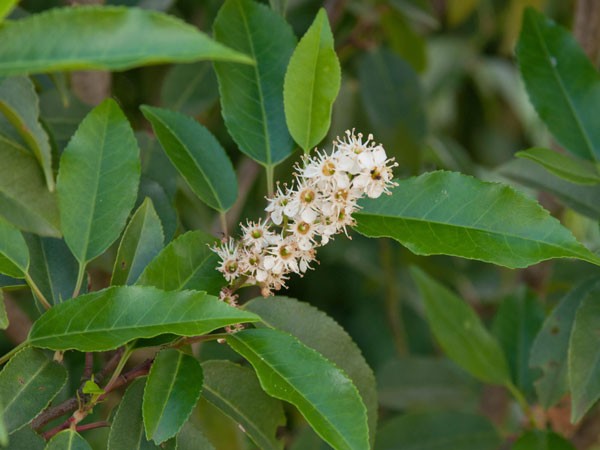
[213,130,398,297]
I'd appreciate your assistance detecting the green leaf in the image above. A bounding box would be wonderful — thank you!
[39,89,91,153]
[82,380,103,396]
[568,282,600,422]
[375,411,501,450]
[492,290,544,399]
[354,171,600,268]
[176,420,215,450]
[0,6,253,77]
[517,8,600,161]
[111,198,164,286]
[245,296,377,446]
[213,0,296,166]
[0,77,53,190]
[0,0,18,22]
[512,430,576,450]
[376,357,480,411]
[516,148,600,185]
[531,279,599,408]
[0,218,29,278]
[25,235,79,305]
[160,62,219,116]
[0,134,60,237]
[138,177,177,243]
[358,48,426,169]
[108,378,159,450]
[57,98,141,264]
[141,106,237,212]
[380,9,427,72]
[411,266,511,385]
[283,8,340,152]
[0,401,6,447]
[28,285,260,352]
[0,274,25,288]
[6,426,45,450]
[0,347,67,433]
[202,360,285,450]
[45,430,92,450]
[136,230,224,295]
[498,159,600,221]
[0,292,7,330]
[143,349,203,444]
[227,328,368,450]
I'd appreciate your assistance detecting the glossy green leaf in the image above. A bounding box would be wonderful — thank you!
[516,148,600,185]
[0,218,28,278]
[492,290,544,399]
[143,349,203,444]
[25,235,79,305]
[245,296,377,445]
[498,159,600,221]
[57,98,141,264]
[512,430,576,450]
[0,292,8,330]
[375,411,501,450]
[517,8,600,161]
[0,77,53,190]
[176,420,215,450]
[0,129,60,237]
[213,0,296,166]
[227,328,368,450]
[411,267,511,384]
[6,426,45,450]
[354,171,600,268]
[283,8,340,152]
[568,282,600,422]
[376,357,480,411]
[111,198,164,286]
[39,90,91,153]
[0,6,252,76]
[138,177,177,243]
[202,360,285,450]
[141,106,237,212]
[0,347,67,433]
[45,430,92,450]
[108,378,159,450]
[530,279,598,408]
[28,285,260,351]
[160,62,219,116]
[136,230,224,295]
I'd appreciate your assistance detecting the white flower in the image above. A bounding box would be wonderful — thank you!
[288,220,317,251]
[265,184,291,225]
[353,147,398,198]
[214,237,244,282]
[263,236,301,275]
[283,185,321,223]
[211,129,397,298]
[301,150,351,190]
[241,219,275,250]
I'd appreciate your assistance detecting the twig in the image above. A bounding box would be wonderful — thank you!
[82,353,94,381]
[76,421,110,433]
[31,398,79,431]
[33,358,153,435]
